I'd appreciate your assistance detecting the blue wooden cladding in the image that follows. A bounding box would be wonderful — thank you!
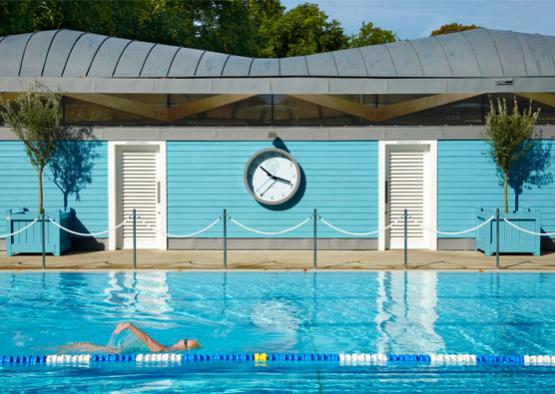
[438,140,555,242]
[0,141,108,239]
[0,138,553,250]
[476,208,541,256]
[6,209,72,256]
[167,141,379,238]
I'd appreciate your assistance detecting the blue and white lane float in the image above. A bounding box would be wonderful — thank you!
[1,353,555,367]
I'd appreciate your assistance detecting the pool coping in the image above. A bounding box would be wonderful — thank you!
[0,249,553,271]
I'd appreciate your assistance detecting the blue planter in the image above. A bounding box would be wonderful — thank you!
[475,207,541,256]
[6,208,72,256]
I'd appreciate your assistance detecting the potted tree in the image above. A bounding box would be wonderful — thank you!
[1,83,71,257]
[476,97,542,256]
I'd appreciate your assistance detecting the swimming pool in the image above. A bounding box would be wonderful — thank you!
[1,271,554,392]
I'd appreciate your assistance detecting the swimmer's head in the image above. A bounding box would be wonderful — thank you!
[172,339,200,350]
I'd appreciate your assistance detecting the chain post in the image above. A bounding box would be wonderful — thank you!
[41,211,46,270]
[223,209,228,270]
[496,208,500,272]
[404,209,408,271]
[313,208,318,270]
[133,209,137,269]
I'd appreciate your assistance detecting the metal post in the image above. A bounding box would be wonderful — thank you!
[223,209,227,270]
[404,209,408,271]
[313,208,318,270]
[133,209,137,270]
[496,208,500,272]
[41,212,46,270]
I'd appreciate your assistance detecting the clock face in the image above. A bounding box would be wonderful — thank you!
[244,148,301,206]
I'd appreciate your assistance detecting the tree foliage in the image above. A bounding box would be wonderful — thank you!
[431,23,480,36]
[484,97,540,213]
[1,83,64,214]
[0,0,396,57]
[257,3,347,57]
[348,21,396,48]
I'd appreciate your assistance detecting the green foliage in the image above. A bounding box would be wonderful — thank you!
[431,23,480,36]
[484,97,540,213]
[348,21,396,48]
[197,0,260,57]
[0,0,397,57]
[255,2,347,57]
[1,83,64,214]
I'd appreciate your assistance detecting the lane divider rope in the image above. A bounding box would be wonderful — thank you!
[2,353,555,367]
[229,217,310,236]
[0,218,38,238]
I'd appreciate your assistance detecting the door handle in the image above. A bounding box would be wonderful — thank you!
[385,180,389,204]
[157,181,161,204]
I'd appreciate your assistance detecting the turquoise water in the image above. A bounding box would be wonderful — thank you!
[1,272,555,392]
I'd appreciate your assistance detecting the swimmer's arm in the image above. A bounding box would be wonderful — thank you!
[114,322,165,353]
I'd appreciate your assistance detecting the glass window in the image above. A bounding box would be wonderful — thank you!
[36,92,554,127]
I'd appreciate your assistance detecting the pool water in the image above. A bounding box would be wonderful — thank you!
[1,271,555,392]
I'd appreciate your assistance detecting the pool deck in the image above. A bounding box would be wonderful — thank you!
[0,249,553,271]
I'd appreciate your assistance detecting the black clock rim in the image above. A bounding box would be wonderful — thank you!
[243,147,301,206]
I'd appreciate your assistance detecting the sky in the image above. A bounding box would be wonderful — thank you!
[281,0,555,39]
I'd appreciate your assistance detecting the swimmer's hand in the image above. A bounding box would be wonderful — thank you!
[113,322,132,335]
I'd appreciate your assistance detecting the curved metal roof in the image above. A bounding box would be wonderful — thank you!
[0,28,554,78]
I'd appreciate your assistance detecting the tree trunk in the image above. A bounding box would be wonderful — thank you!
[38,168,44,215]
[503,172,509,214]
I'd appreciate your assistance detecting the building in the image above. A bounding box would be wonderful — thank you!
[0,28,554,253]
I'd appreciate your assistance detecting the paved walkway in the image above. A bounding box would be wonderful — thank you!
[0,249,554,270]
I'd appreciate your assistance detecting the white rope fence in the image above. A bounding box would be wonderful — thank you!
[504,218,555,237]
[229,217,310,236]
[3,213,555,243]
[139,217,221,238]
[49,218,129,237]
[415,216,495,236]
[0,218,38,238]
[319,216,402,237]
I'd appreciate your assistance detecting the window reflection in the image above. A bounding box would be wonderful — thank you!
[2,93,551,127]
[375,272,444,354]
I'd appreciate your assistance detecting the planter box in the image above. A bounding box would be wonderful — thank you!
[476,207,541,256]
[6,208,72,256]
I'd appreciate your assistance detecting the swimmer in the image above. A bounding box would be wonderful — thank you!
[59,322,200,354]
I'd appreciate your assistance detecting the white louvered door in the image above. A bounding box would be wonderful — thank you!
[117,146,161,249]
[386,145,430,249]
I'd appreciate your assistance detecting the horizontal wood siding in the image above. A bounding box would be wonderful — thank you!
[167,141,378,238]
[0,141,108,237]
[438,140,555,239]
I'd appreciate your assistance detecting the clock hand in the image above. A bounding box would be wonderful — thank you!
[272,175,292,185]
[260,166,273,177]
[260,180,277,197]
[260,165,292,185]
[255,177,273,193]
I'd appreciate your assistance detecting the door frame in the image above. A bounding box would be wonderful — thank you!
[108,141,167,251]
[378,140,437,251]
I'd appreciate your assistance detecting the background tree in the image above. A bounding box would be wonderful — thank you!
[484,97,540,213]
[348,21,396,48]
[247,0,286,57]
[0,0,398,57]
[431,23,481,36]
[1,84,64,215]
[259,2,347,57]
[198,0,260,57]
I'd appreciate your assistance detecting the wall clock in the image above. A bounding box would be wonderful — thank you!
[244,148,301,206]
